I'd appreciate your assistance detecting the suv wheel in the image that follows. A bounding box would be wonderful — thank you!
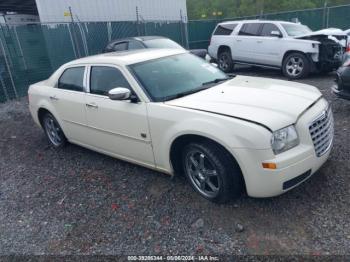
[218,51,234,73]
[42,112,67,148]
[282,52,310,79]
[182,141,243,203]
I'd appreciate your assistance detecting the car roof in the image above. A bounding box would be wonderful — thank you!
[108,36,167,43]
[219,20,297,25]
[65,48,187,66]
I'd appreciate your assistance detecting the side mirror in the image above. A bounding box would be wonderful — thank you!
[108,87,131,101]
[270,31,282,38]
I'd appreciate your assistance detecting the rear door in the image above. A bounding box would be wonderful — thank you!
[50,66,89,143]
[234,23,262,63]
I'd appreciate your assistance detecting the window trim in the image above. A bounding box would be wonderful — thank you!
[86,64,140,101]
[56,65,87,93]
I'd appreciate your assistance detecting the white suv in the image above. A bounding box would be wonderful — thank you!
[208,20,346,79]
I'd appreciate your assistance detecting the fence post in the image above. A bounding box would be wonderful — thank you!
[180,9,189,49]
[136,6,140,36]
[69,6,81,58]
[322,1,328,28]
[0,37,18,99]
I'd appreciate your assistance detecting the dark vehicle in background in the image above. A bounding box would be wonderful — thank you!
[103,36,207,59]
[333,59,350,100]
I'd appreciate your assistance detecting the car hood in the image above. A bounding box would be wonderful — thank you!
[165,76,322,131]
[295,28,348,47]
[294,28,347,38]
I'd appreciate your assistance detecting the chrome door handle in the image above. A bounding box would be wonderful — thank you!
[257,40,263,43]
[236,39,242,42]
[86,103,98,109]
[49,95,59,101]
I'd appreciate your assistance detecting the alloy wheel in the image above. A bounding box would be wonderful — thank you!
[286,56,304,77]
[184,149,221,198]
[44,115,64,146]
[219,54,229,71]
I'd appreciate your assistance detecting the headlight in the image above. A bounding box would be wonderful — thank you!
[271,125,299,154]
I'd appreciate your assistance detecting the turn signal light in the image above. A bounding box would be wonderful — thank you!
[262,163,277,169]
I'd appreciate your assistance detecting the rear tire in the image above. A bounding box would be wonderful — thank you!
[218,50,234,73]
[41,112,67,148]
[182,141,243,203]
[282,52,310,79]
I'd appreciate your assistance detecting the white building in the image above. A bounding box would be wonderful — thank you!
[35,0,188,23]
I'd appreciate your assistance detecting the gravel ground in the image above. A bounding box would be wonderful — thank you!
[0,68,349,256]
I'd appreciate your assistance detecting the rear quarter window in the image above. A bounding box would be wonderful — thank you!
[213,24,237,35]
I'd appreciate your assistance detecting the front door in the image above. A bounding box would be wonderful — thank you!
[84,65,155,167]
[254,23,284,67]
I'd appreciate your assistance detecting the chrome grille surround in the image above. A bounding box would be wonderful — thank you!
[309,106,334,157]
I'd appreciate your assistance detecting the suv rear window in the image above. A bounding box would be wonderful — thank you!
[238,23,261,36]
[214,24,237,35]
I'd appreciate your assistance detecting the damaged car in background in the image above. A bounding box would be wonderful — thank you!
[208,20,347,79]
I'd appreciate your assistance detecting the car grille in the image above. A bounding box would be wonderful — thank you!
[309,107,334,157]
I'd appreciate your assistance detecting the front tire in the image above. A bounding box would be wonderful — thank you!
[282,52,310,79]
[182,141,243,203]
[42,112,67,148]
[218,51,234,73]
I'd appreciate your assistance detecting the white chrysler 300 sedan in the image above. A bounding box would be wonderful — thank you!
[28,49,333,203]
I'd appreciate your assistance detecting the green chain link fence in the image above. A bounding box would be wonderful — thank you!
[0,20,187,103]
[0,4,350,103]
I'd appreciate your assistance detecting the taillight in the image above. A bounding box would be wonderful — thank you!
[346,44,350,53]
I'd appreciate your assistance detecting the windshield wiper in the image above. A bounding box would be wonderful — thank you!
[202,75,234,86]
[163,86,211,101]
[163,75,235,102]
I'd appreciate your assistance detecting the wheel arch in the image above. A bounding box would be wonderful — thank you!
[217,45,232,57]
[169,134,246,190]
[282,50,309,63]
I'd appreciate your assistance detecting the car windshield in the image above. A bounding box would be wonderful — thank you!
[129,53,229,102]
[144,38,185,50]
[281,23,312,37]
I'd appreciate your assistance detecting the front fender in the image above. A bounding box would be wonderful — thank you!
[148,104,272,172]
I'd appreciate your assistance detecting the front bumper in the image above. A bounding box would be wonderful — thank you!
[232,98,332,198]
[233,144,331,198]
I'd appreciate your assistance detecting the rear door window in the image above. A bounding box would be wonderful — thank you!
[58,67,85,92]
[113,42,128,51]
[213,24,237,35]
[128,40,145,50]
[238,23,261,36]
